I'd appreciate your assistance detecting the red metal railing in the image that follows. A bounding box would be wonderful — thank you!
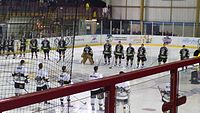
[0,57,199,113]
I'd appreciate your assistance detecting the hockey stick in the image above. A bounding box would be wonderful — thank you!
[24,88,29,93]
[97,53,104,66]
[149,58,158,67]
[109,55,115,69]
[157,86,163,97]
[72,95,87,105]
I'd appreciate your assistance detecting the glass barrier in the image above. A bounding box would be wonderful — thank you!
[131,21,141,35]
[178,65,200,113]
[115,72,170,113]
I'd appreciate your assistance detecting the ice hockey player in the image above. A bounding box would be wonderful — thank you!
[179,45,189,70]
[2,38,7,55]
[35,63,50,104]
[126,43,135,67]
[57,37,66,62]
[19,36,26,57]
[41,37,51,60]
[6,36,16,59]
[0,38,3,55]
[30,37,38,59]
[137,44,146,68]
[116,71,131,113]
[193,47,200,69]
[158,43,168,65]
[159,83,171,113]
[193,47,200,57]
[81,44,94,65]
[89,66,104,111]
[114,41,124,66]
[58,66,71,107]
[12,60,28,96]
[103,40,112,65]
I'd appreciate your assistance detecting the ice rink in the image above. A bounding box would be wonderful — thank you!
[0,44,200,113]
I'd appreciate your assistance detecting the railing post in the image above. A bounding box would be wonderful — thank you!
[170,69,179,113]
[105,85,116,113]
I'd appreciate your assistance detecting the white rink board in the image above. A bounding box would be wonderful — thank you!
[13,35,200,51]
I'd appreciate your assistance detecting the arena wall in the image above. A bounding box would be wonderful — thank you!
[14,35,200,52]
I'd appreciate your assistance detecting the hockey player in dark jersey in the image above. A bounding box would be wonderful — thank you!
[1,38,7,55]
[193,47,200,69]
[126,43,135,67]
[137,44,146,68]
[193,47,200,57]
[0,38,3,55]
[81,44,94,65]
[6,36,16,59]
[180,45,189,60]
[30,38,38,59]
[58,66,71,107]
[57,37,66,62]
[103,40,112,65]
[41,37,51,60]
[158,43,168,65]
[19,36,26,57]
[114,41,124,66]
[179,45,189,70]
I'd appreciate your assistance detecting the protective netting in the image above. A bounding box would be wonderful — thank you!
[0,1,75,113]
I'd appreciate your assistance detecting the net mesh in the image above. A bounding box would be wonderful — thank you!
[0,1,75,112]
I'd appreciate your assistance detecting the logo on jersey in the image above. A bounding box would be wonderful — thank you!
[163,36,172,44]
[65,36,71,46]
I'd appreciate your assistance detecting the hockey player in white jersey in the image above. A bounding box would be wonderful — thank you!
[89,66,104,111]
[116,71,131,113]
[12,60,28,96]
[35,63,50,104]
[159,83,170,103]
[58,66,71,107]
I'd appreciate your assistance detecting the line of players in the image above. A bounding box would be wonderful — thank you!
[82,40,190,68]
[0,36,67,61]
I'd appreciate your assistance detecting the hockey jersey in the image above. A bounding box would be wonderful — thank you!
[58,72,71,86]
[41,39,50,50]
[116,81,130,100]
[83,46,93,54]
[0,39,3,47]
[194,49,200,57]
[126,47,135,57]
[30,39,38,49]
[89,72,103,91]
[58,39,66,50]
[8,39,14,48]
[159,47,168,58]
[35,69,49,87]
[115,44,123,55]
[13,65,28,84]
[137,47,146,57]
[20,38,26,47]
[180,48,189,59]
[103,43,112,54]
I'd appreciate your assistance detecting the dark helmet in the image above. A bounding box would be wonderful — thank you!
[39,63,43,69]
[119,71,124,74]
[62,66,66,71]
[94,66,98,72]
[20,60,25,65]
